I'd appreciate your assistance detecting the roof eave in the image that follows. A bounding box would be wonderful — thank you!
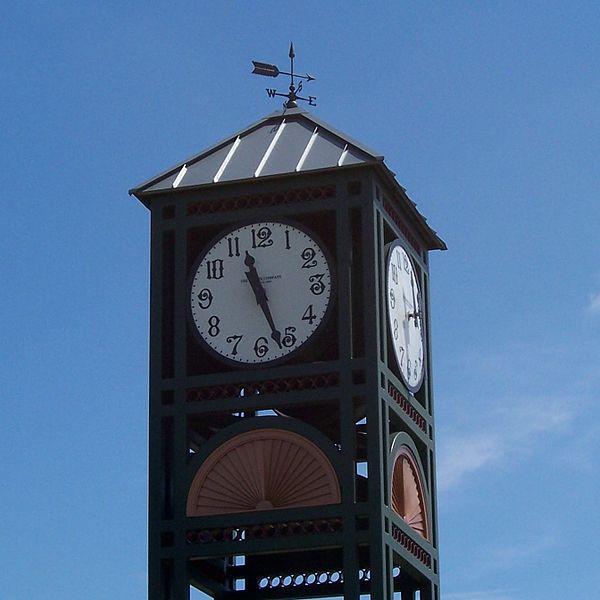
[130,161,383,208]
[374,162,446,251]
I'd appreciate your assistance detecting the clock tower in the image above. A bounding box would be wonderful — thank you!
[130,104,445,599]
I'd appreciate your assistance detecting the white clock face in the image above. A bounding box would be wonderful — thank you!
[189,221,333,365]
[386,241,425,392]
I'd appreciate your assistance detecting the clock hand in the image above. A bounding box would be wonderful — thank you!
[403,293,411,347]
[244,251,282,347]
[409,276,421,329]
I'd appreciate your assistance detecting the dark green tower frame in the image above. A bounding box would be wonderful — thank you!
[133,157,444,600]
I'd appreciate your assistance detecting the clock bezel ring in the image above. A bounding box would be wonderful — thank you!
[186,217,337,369]
[385,239,426,393]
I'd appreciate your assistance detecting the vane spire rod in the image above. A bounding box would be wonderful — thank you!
[289,42,295,89]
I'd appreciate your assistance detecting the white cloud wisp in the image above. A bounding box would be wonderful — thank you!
[437,397,573,493]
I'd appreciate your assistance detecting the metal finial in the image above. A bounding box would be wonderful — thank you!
[251,43,316,109]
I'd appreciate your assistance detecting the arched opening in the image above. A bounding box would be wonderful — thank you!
[187,428,341,516]
[391,445,429,539]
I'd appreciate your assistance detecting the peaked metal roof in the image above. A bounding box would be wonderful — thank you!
[129,107,383,195]
[129,107,446,250]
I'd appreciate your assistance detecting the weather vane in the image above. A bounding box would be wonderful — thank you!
[252,43,316,109]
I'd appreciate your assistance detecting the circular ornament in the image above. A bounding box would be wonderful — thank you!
[386,241,425,391]
[189,221,333,366]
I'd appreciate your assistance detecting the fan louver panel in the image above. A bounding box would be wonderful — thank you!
[187,428,341,516]
[391,446,429,539]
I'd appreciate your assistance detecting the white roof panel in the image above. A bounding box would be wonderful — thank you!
[260,119,315,177]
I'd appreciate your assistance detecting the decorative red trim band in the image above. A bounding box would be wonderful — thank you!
[187,372,340,402]
[391,522,432,567]
[186,517,342,544]
[187,184,336,216]
[387,381,427,432]
[382,199,423,255]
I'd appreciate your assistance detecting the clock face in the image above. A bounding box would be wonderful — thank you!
[189,221,333,365]
[386,241,425,392]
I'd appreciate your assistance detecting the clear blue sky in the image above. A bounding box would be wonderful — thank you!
[2,3,599,599]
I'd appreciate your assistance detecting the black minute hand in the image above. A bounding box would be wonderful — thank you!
[244,251,282,347]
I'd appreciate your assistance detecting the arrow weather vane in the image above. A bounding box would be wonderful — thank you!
[252,43,316,109]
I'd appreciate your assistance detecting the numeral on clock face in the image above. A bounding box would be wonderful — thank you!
[281,326,297,348]
[251,226,273,248]
[302,304,316,325]
[207,315,220,337]
[227,236,240,257]
[189,221,333,365]
[197,288,213,309]
[253,336,269,358]
[301,247,317,268]
[309,273,326,295]
[226,334,243,356]
[205,259,224,280]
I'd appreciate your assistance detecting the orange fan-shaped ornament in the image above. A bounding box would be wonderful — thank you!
[187,428,341,516]
[391,446,429,539]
